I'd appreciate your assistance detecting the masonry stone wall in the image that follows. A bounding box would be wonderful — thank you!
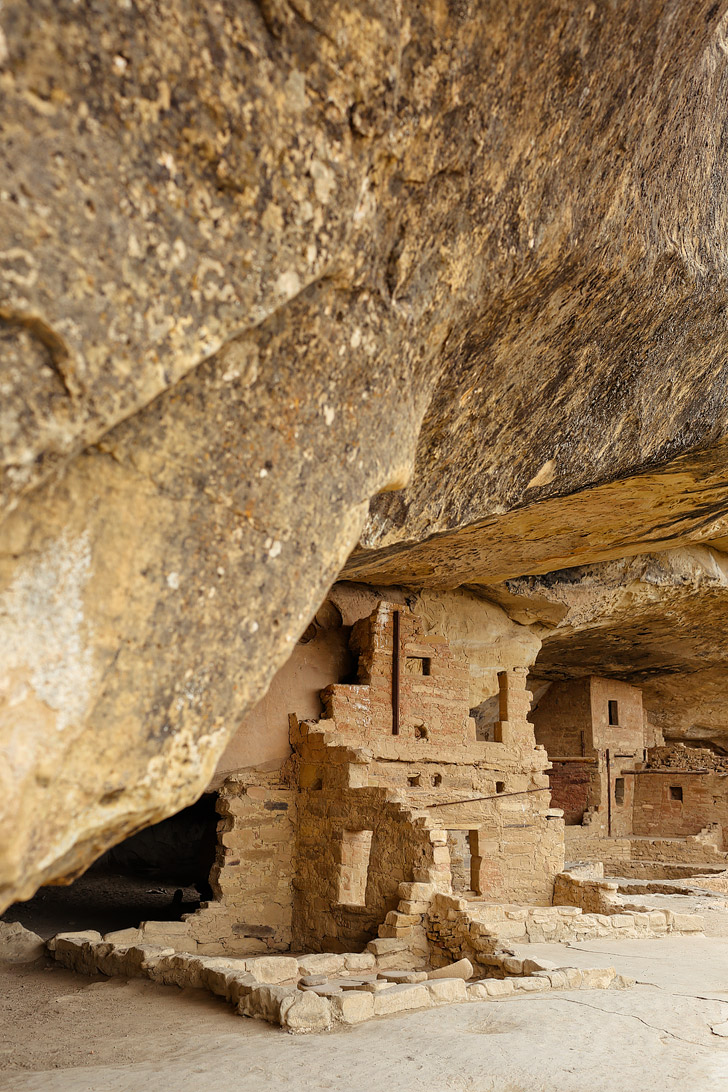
[548,761,594,825]
[532,679,593,758]
[291,603,564,948]
[632,771,728,847]
[533,677,648,841]
[293,786,437,952]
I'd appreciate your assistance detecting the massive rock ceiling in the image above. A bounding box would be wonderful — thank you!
[3,0,728,909]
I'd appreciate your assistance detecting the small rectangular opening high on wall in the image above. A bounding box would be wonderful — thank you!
[336,830,373,906]
[608,700,619,726]
[669,785,683,803]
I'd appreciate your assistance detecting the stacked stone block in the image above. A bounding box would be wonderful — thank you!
[48,930,633,1034]
[292,603,564,950]
[425,888,703,969]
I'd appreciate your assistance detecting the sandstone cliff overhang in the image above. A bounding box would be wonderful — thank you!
[4,1,728,909]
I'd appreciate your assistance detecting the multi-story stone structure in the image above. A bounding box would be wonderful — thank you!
[169,602,564,956]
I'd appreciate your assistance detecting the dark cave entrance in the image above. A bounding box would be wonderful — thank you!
[1,794,220,940]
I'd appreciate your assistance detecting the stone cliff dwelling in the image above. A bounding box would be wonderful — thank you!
[7,3,728,1088]
[6,595,718,1037]
[531,675,728,871]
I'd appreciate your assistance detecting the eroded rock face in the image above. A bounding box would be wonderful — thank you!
[640,669,728,750]
[506,547,728,679]
[5,1,728,908]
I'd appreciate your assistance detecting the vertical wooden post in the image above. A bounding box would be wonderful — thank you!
[606,747,612,837]
[392,608,401,736]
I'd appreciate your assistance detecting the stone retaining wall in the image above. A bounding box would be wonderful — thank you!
[425,889,703,968]
[47,930,633,1033]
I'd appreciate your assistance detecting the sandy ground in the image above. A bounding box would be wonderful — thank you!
[1,893,728,1092]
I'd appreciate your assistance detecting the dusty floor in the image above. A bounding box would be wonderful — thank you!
[2,919,728,1092]
[0,872,200,940]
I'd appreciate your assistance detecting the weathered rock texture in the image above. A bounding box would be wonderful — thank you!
[5,1,728,908]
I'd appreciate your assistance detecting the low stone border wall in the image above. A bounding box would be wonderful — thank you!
[426,889,703,968]
[47,931,633,1033]
[553,869,708,925]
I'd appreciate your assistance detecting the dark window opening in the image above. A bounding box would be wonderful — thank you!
[447,830,473,894]
[608,700,619,726]
[614,777,625,805]
[669,785,683,802]
[405,657,432,676]
[432,773,443,787]
[495,781,505,794]
[408,774,421,787]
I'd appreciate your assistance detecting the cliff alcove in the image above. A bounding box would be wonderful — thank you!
[3,21,728,1086]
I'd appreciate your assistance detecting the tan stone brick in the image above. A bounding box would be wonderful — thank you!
[580,967,616,989]
[244,956,299,984]
[373,984,431,1015]
[427,958,473,981]
[513,976,550,992]
[297,953,346,977]
[280,991,332,1032]
[342,951,376,972]
[426,978,468,1004]
[330,990,375,1024]
[482,978,517,998]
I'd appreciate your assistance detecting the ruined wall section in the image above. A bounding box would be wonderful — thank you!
[532,676,646,838]
[547,761,594,825]
[291,604,564,947]
[531,679,593,758]
[632,771,728,848]
[180,774,297,956]
[292,778,437,953]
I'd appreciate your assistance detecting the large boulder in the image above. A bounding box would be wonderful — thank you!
[4,1,728,907]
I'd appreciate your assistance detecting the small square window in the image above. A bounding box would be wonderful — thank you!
[405,657,431,676]
[608,700,619,726]
[408,774,421,787]
[495,781,505,794]
[669,785,683,802]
